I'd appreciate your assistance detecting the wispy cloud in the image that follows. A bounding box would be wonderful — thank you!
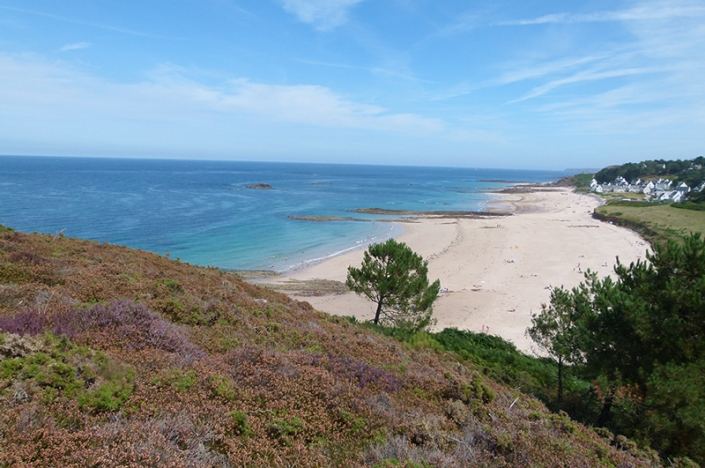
[430,0,705,150]
[431,4,504,38]
[0,54,443,137]
[59,42,92,52]
[433,55,607,101]
[490,1,705,140]
[494,55,607,86]
[498,1,705,26]
[0,5,178,39]
[278,0,366,31]
[510,66,664,103]
[295,57,431,82]
[209,0,256,18]
[436,11,482,36]
[294,57,361,70]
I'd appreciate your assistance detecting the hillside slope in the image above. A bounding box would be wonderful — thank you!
[0,225,659,467]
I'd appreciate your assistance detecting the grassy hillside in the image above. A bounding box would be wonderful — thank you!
[0,225,663,467]
[594,202,705,244]
[586,156,705,245]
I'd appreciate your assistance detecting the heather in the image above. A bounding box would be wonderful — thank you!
[0,225,667,467]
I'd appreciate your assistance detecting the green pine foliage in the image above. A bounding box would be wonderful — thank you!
[527,287,586,401]
[346,239,440,333]
[527,233,705,464]
[594,156,705,185]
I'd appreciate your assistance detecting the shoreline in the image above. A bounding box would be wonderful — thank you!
[271,222,406,277]
[239,181,527,276]
[259,187,646,353]
[249,198,515,279]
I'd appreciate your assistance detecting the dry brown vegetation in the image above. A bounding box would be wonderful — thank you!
[265,279,350,296]
[0,225,663,467]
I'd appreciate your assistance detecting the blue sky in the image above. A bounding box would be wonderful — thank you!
[1,1,703,169]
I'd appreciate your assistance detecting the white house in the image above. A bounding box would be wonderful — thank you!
[588,174,705,202]
[654,179,673,191]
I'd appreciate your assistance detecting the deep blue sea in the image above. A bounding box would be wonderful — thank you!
[0,156,566,271]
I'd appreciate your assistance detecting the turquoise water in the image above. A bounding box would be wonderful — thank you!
[0,156,566,271]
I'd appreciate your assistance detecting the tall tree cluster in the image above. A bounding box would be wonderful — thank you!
[528,234,705,464]
[594,156,705,186]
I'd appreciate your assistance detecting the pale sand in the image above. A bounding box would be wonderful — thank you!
[263,188,647,354]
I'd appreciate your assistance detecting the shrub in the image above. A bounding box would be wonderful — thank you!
[337,409,367,433]
[300,354,402,392]
[230,410,253,437]
[0,309,47,336]
[210,376,236,401]
[153,370,197,393]
[78,370,135,411]
[173,370,197,392]
[0,334,134,411]
[1,300,205,359]
[268,416,304,446]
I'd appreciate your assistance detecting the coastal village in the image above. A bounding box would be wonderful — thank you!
[589,176,705,202]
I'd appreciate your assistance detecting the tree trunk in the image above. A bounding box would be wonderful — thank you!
[557,355,563,403]
[374,299,384,325]
[596,389,614,427]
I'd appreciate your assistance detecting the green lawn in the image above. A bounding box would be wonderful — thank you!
[595,202,705,243]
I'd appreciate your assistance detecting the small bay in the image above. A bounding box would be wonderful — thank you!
[0,156,565,271]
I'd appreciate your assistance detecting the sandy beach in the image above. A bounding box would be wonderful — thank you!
[262,187,647,354]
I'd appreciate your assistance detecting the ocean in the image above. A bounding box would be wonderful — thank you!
[0,156,566,271]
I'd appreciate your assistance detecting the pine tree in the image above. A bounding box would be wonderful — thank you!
[346,239,440,333]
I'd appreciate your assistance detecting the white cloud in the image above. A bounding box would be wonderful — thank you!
[424,0,702,155]
[436,11,482,36]
[278,0,366,31]
[510,66,663,103]
[59,42,92,52]
[499,1,705,26]
[0,53,443,146]
[489,1,705,112]
[0,5,178,38]
[494,55,608,86]
[433,55,607,101]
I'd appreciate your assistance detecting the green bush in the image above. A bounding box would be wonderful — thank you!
[211,375,236,401]
[0,334,134,411]
[672,201,705,211]
[432,328,555,398]
[153,369,197,393]
[78,370,135,411]
[268,416,304,445]
[230,410,253,437]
